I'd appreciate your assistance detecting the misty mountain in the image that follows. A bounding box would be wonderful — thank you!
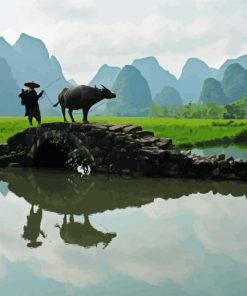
[199,78,227,105]
[106,65,152,116]
[91,56,219,105]
[0,57,22,116]
[221,63,247,103]
[0,33,71,115]
[89,64,121,89]
[88,64,121,115]
[154,86,183,107]
[178,58,217,104]
[200,63,247,105]
[132,56,177,97]
[217,55,247,80]
[68,78,78,86]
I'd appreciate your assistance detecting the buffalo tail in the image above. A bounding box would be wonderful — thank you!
[53,101,60,107]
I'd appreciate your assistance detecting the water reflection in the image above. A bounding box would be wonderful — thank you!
[0,168,247,250]
[0,181,8,197]
[23,206,46,248]
[192,145,247,160]
[56,214,116,249]
[0,169,247,294]
[0,168,247,208]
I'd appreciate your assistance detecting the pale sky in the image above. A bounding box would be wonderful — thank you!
[1,0,247,83]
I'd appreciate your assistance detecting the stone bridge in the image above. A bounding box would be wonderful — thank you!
[0,122,247,181]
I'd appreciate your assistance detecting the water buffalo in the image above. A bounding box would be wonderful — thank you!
[53,85,116,123]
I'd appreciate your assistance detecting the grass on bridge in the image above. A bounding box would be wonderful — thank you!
[0,117,247,147]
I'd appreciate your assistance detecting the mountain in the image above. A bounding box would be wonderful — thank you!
[0,33,71,115]
[0,58,22,116]
[68,79,78,86]
[88,64,121,115]
[199,78,227,105]
[199,63,247,105]
[221,63,247,103]
[106,65,152,116]
[154,86,183,106]
[178,58,217,104]
[218,55,247,80]
[89,64,121,89]
[132,56,177,97]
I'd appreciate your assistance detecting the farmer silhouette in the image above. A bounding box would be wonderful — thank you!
[18,81,44,126]
[22,205,46,248]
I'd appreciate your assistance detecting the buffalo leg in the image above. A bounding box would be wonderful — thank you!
[68,109,75,122]
[82,108,89,123]
[62,107,67,122]
[28,116,33,126]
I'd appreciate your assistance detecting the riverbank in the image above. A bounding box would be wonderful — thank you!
[0,117,247,147]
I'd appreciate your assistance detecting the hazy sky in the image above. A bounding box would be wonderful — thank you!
[1,0,247,83]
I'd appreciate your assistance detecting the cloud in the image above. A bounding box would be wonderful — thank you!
[10,0,246,82]
[37,0,96,22]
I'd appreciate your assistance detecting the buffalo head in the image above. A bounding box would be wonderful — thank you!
[101,84,116,99]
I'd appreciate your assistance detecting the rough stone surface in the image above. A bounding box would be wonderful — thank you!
[0,123,247,181]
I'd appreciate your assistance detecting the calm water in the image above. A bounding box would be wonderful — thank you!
[0,168,247,295]
[192,145,247,160]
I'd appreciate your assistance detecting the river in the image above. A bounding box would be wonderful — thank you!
[192,145,247,160]
[0,164,247,295]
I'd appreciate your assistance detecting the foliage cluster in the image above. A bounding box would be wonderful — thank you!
[149,94,247,119]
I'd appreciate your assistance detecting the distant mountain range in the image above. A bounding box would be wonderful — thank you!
[217,55,247,80]
[90,54,247,114]
[177,58,217,104]
[154,86,183,107]
[0,57,21,116]
[106,65,152,116]
[0,32,247,117]
[0,33,71,116]
[132,57,177,97]
[200,63,247,105]
[89,64,121,89]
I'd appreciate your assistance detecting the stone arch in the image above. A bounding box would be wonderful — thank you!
[28,130,94,168]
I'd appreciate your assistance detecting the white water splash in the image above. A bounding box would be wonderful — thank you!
[77,165,91,177]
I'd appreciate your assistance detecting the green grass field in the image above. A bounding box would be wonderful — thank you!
[1,117,247,147]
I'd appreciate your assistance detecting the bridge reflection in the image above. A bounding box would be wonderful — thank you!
[0,168,247,248]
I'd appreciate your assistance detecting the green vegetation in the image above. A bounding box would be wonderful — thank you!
[1,117,247,148]
[150,101,225,119]
[149,94,247,119]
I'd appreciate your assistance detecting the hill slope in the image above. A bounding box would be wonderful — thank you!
[178,58,216,104]
[0,33,71,115]
[154,86,183,106]
[106,65,152,116]
[0,58,22,116]
[132,56,177,97]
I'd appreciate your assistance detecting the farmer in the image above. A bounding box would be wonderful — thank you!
[18,81,44,126]
[22,205,46,248]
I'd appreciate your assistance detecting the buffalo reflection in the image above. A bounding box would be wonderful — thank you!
[56,214,116,249]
